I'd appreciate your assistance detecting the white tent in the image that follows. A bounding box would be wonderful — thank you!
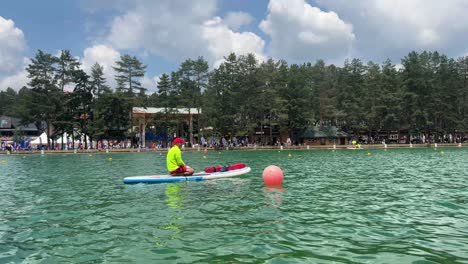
[30,132,48,147]
[30,132,93,149]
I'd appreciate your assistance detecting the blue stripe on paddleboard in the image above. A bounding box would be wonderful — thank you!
[186,176,204,182]
[123,176,204,184]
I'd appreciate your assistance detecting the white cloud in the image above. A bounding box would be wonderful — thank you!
[81,44,120,87]
[395,63,404,71]
[202,17,265,64]
[316,0,468,61]
[259,0,355,62]
[141,75,160,94]
[0,68,28,91]
[224,11,254,31]
[0,16,27,73]
[105,0,265,67]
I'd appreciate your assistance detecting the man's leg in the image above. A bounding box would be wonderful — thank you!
[184,166,195,176]
[171,166,194,176]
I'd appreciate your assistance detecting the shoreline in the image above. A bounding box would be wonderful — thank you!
[0,143,464,155]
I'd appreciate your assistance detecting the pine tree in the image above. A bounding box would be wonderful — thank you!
[71,69,93,149]
[0,88,17,116]
[177,57,209,145]
[363,61,382,137]
[90,63,111,97]
[113,54,147,96]
[56,50,80,92]
[379,59,402,134]
[26,50,62,149]
[157,73,171,107]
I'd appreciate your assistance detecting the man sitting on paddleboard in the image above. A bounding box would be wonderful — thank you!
[167,137,194,176]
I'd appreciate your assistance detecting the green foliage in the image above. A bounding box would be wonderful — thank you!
[91,93,132,140]
[203,53,240,136]
[0,88,17,116]
[282,64,314,132]
[90,63,111,97]
[157,73,171,106]
[113,54,147,96]
[56,50,80,92]
[25,50,63,148]
[2,49,468,146]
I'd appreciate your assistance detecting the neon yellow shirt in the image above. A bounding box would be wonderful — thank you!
[167,145,185,172]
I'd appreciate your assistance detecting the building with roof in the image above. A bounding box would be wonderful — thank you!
[301,126,349,145]
[0,116,40,137]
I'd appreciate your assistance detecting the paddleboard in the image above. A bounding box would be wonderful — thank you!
[123,166,251,184]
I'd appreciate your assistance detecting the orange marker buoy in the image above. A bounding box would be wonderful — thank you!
[262,165,284,185]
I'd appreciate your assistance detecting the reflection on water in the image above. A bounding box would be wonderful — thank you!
[165,183,184,209]
[155,184,185,246]
[1,148,468,262]
[263,185,284,206]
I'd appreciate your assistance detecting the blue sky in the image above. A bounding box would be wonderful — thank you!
[1,0,468,93]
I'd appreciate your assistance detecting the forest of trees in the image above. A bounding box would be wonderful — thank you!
[1,49,467,149]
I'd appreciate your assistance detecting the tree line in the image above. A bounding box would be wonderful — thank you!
[0,49,467,149]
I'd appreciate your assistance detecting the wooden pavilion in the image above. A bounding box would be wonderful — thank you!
[132,107,200,147]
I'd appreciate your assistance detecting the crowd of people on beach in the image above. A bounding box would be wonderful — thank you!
[1,133,467,153]
[0,140,30,152]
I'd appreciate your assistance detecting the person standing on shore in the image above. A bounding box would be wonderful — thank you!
[167,137,194,176]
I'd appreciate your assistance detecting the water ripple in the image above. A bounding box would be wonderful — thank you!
[1,149,468,262]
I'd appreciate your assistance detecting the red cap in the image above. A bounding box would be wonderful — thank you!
[173,137,185,144]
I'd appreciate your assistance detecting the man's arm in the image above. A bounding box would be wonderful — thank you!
[175,148,185,166]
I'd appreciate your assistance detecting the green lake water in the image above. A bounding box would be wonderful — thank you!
[1,148,467,263]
